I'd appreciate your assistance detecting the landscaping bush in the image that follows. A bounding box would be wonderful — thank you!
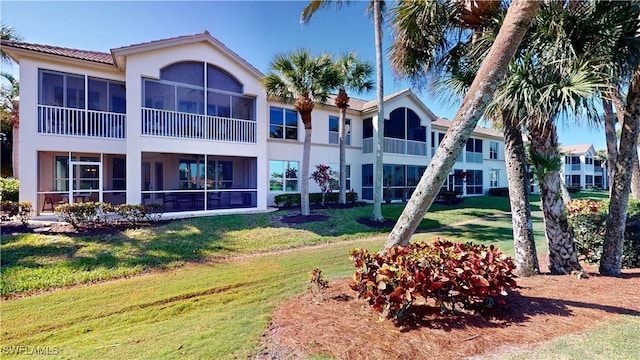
[114,203,163,225]
[566,185,582,194]
[488,187,509,197]
[0,200,32,225]
[567,198,640,268]
[54,202,105,229]
[275,192,358,207]
[349,239,516,319]
[0,178,19,201]
[434,190,463,204]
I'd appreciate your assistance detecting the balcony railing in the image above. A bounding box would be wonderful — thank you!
[141,108,256,144]
[362,138,426,156]
[38,105,126,139]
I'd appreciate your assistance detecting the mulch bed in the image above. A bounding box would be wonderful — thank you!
[257,261,640,359]
[0,220,171,237]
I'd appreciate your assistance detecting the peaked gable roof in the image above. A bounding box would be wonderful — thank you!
[432,117,504,139]
[361,88,438,121]
[110,31,263,78]
[560,144,595,155]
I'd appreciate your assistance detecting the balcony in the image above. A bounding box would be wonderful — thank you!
[38,105,125,139]
[141,108,257,144]
[362,138,426,156]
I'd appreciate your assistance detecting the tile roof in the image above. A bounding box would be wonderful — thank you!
[432,117,504,138]
[0,39,114,64]
[560,144,594,155]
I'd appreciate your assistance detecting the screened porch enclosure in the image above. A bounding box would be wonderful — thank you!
[141,152,257,212]
[37,152,126,213]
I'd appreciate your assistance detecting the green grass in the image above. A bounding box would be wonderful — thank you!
[1,191,635,359]
[1,197,513,297]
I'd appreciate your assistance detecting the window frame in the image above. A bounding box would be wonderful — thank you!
[269,107,298,140]
[270,160,299,192]
[328,116,351,145]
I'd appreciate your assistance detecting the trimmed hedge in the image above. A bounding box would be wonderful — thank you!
[0,200,33,225]
[0,178,19,202]
[350,239,516,319]
[488,187,510,197]
[274,191,358,207]
[55,202,164,229]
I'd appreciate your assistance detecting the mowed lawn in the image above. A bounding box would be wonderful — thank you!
[3,191,637,359]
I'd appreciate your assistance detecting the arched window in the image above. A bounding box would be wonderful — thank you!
[143,61,254,120]
[384,107,425,142]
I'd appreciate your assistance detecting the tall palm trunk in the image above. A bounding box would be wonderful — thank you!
[372,0,385,221]
[601,69,640,276]
[603,96,618,192]
[529,122,581,274]
[503,116,539,276]
[301,124,312,216]
[336,89,349,204]
[384,0,541,249]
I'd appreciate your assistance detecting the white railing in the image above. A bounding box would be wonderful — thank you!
[38,105,126,139]
[362,137,426,156]
[142,108,256,143]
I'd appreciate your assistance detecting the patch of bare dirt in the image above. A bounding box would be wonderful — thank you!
[257,262,640,360]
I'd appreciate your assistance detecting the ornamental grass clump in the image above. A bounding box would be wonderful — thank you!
[349,239,516,319]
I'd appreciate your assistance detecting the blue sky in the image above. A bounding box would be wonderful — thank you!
[1,0,607,149]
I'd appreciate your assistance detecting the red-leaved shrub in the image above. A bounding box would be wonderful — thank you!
[349,238,516,319]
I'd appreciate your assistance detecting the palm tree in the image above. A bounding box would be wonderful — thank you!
[302,0,387,221]
[263,49,340,216]
[1,24,22,63]
[333,52,374,203]
[384,0,541,249]
[0,72,19,178]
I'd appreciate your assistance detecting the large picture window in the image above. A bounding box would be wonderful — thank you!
[270,160,299,192]
[143,61,255,120]
[329,116,351,145]
[466,169,483,195]
[270,107,298,140]
[466,138,483,163]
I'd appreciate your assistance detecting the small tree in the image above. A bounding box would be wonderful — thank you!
[310,164,336,206]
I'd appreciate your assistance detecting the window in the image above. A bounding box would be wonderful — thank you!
[329,116,351,145]
[207,160,233,189]
[569,156,581,170]
[585,153,593,165]
[54,156,70,191]
[179,159,205,189]
[465,138,483,163]
[362,164,374,200]
[571,175,581,187]
[112,158,126,190]
[143,61,255,120]
[270,107,298,140]
[490,169,499,188]
[586,175,593,187]
[270,160,299,192]
[385,108,426,141]
[39,70,85,109]
[329,163,351,190]
[490,141,499,160]
[466,169,483,195]
[88,77,126,113]
[363,118,373,139]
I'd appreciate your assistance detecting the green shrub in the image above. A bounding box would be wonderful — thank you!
[1,200,32,224]
[54,202,103,229]
[567,199,640,268]
[0,178,19,201]
[566,185,582,194]
[435,190,463,204]
[488,187,509,197]
[115,203,163,225]
[274,192,358,207]
[349,239,516,319]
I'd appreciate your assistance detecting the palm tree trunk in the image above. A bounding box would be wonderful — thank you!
[301,127,312,216]
[529,122,581,275]
[503,117,539,276]
[601,69,640,276]
[339,107,347,204]
[372,0,385,222]
[384,0,541,249]
[632,154,640,199]
[603,96,618,192]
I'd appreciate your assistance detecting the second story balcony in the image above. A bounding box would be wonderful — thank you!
[141,108,257,143]
[38,105,126,139]
[362,137,427,156]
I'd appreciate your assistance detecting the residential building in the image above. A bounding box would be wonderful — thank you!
[560,144,608,190]
[2,32,509,216]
